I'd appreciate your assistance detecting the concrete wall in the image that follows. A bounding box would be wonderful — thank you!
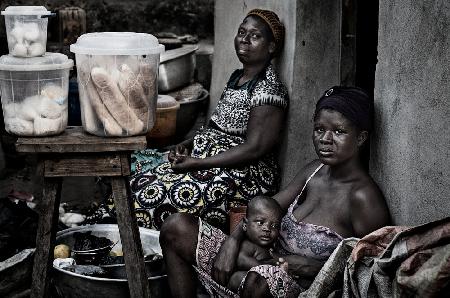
[279,0,341,185]
[211,0,341,186]
[371,0,450,225]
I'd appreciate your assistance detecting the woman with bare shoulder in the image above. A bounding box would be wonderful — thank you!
[159,74,390,297]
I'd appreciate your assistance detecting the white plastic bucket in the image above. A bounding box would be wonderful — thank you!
[1,6,53,57]
[0,53,73,136]
[70,32,165,137]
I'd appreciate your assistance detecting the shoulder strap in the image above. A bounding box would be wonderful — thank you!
[299,164,323,197]
[288,164,324,213]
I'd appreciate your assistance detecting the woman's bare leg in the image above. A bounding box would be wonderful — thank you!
[159,213,199,298]
[240,271,271,298]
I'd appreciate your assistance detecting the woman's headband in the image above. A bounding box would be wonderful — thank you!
[246,9,285,56]
[315,86,373,132]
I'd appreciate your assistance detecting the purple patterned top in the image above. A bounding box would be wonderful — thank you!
[276,164,343,261]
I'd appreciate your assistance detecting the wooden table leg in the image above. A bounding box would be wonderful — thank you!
[31,177,62,298]
[111,177,151,298]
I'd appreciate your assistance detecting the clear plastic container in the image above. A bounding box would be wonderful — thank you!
[70,32,165,137]
[0,53,74,136]
[1,6,53,57]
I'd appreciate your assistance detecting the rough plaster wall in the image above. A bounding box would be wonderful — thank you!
[371,0,450,225]
[279,0,341,185]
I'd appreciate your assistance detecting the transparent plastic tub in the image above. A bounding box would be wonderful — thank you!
[0,53,73,136]
[70,32,165,137]
[1,6,53,57]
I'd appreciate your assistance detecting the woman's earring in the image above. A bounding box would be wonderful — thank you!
[242,223,247,231]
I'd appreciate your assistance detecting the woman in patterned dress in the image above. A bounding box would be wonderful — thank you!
[160,86,391,297]
[86,9,288,231]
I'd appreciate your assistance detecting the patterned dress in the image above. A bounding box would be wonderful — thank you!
[86,64,288,231]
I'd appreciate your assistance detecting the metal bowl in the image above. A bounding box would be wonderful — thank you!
[175,89,209,138]
[52,224,170,298]
[158,45,198,92]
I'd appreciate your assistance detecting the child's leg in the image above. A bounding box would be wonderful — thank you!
[227,271,248,293]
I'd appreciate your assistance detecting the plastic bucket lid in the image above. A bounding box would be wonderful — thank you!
[1,6,52,16]
[70,32,165,56]
[0,53,74,71]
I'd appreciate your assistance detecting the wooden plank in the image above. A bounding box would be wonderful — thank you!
[31,177,62,298]
[15,126,147,153]
[111,177,150,298]
[120,154,131,176]
[44,154,123,177]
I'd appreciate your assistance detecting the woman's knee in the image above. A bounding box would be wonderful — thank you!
[160,213,199,248]
[241,271,271,298]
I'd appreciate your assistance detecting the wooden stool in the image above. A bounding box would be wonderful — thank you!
[15,126,151,298]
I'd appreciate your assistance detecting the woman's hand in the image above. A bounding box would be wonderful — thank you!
[212,220,246,286]
[171,155,201,173]
[212,237,240,286]
[168,143,190,163]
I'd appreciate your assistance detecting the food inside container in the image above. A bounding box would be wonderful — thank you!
[1,6,53,57]
[0,53,73,136]
[70,32,165,137]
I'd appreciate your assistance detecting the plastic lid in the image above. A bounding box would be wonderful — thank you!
[1,6,52,16]
[70,32,165,56]
[0,53,74,71]
[157,95,180,109]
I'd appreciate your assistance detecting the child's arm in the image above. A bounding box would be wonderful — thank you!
[236,240,273,270]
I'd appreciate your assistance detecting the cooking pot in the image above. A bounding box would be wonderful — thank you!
[52,224,170,298]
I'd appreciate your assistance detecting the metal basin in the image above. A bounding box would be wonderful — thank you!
[52,224,170,298]
[158,45,198,92]
[175,89,209,138]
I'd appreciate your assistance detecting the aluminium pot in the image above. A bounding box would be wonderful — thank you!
[158,44,198,92]
[52,224,170,298]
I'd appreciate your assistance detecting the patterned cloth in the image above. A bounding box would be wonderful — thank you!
[342,217,450,298]
[85,64,288,230]
[194,220,301,298]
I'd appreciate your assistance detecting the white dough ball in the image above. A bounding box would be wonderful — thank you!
[10,23,25,44]
[41,85,65,104]
[23,22,41,42]
[34,116,63,135]
[4,117,34,135]
[28,42,45,57]
[11,43,28,57]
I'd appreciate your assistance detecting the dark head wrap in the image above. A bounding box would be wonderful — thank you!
[314,86,373,131]
[246,9,285,56]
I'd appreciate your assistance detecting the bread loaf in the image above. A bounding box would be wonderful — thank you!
[118,64,149,124]
[137,62,157,128]
[78,67,123,136]
[91,67,144,135]
[137,62,156,98]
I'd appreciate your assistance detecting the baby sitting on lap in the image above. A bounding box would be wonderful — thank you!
[228,196,284,292]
